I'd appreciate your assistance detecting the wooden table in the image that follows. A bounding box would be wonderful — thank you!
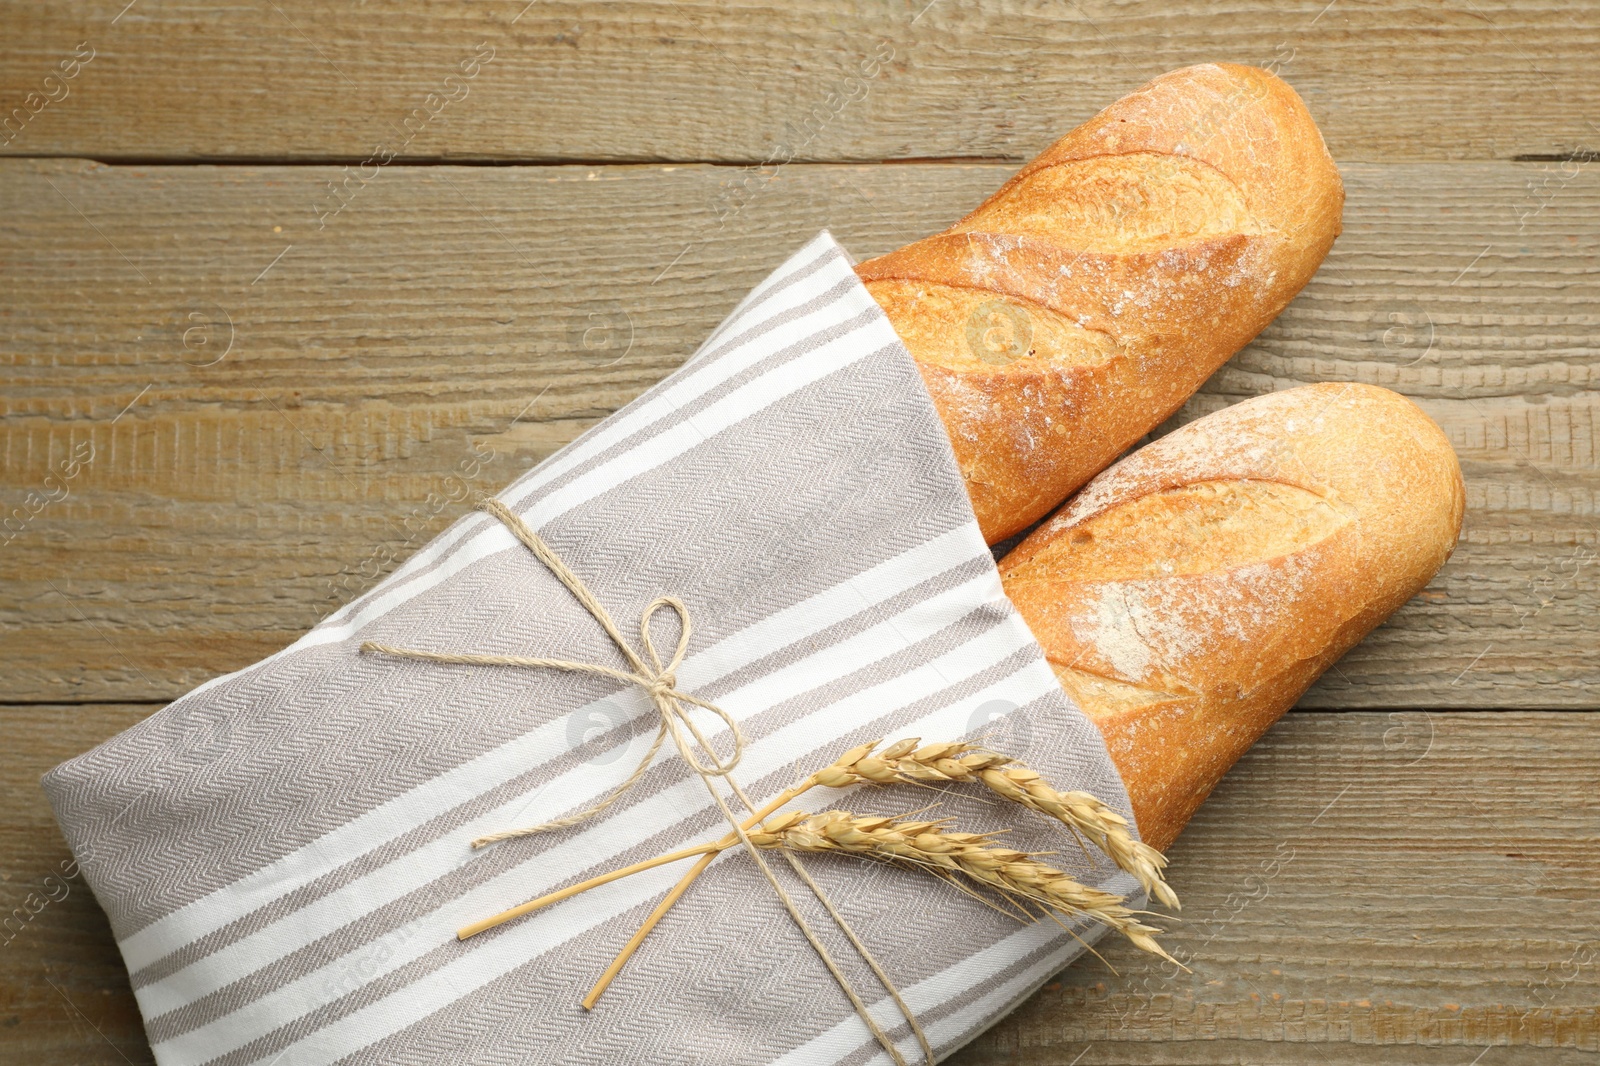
[2,2,1596,1062]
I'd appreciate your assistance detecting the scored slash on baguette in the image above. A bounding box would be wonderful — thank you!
[858,63,1345,543]
[998,383,1466,852]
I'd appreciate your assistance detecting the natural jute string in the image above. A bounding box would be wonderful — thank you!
[361,498,932,1066]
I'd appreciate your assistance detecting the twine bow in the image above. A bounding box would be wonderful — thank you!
[365,499,744,846]
[361,498,932,1066]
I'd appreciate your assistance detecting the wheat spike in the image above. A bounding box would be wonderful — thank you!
[747,810,1173,962]
[978,766,1179,910]
[542,736,1180,1008]
[815,739,1178,909]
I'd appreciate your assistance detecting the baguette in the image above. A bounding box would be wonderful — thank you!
[859,63,1344,543]
[998,384,1465,851]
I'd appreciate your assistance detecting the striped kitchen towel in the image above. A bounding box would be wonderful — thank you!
[44,231,1141,1066]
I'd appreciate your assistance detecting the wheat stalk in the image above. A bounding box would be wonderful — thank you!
[569,738,1177,1003]
[747,809,1173,962]
[983,767,1177,908]
[463,736,1179,1003]
[818,739,1178,909]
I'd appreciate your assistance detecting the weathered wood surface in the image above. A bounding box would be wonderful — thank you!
[1,1,1598,165]
[3,4,1597,1057]
[0,704,150,1064]
[3,708,1594,1064]
[953,710,1600,1063]
[1,157,1595,707]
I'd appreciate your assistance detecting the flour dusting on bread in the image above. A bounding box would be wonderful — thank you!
[1000,383,1465,850]
[858,63,1344,542]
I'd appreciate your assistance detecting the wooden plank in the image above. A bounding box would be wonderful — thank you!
[1,1,1598,164]
[952,709,1600,1063]
[0,158,1596,706]
[0,703,152,1065]
[3,707,1595,1063]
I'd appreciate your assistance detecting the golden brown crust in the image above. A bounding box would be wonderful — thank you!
[998,384,1466,851]
[858,63,1344,542]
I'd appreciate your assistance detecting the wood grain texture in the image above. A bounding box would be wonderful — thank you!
[2,157,1595,707]
[0,703,151,1065]
[1,1,1598,165]
[4,4,1596,1062]
[3,708,1594,1063]
[949,710,1600,1063]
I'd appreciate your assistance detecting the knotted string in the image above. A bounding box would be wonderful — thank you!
[360,498,932,1066]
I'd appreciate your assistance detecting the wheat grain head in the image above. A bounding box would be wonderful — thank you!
[748,809,1173,962]
[811,739,1178,909]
